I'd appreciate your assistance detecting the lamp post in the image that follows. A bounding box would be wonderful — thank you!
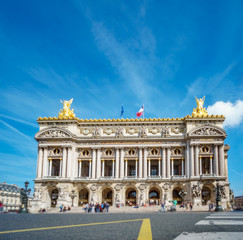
[19,181,31,213]
[215,178,223,211]
[69,190,77,207]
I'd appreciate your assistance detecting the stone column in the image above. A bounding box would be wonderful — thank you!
[195,145,199,176]
[102,160,105,177]
[144,148,148,178]
[182,159,184,176]
[139,148,143,178]
[210,155,213,175]
[49,159,52,176]
[171,158,174,176]
[148,159,151,177]
[190,145,194,177]
[71,147,77,178]
[125,159,127,177]
[67,147,72,178]
[59,159,62,176]
[96,148,101,179]
[92,148,96,179]
[186,141,190,178]
[158,158,161,176]
[115,148,119,178]
[78,160,82,177]
[37,147,43,178]
[219,144,225,176]
[62,147,67,178]
[214,145,219,176]
[120,148,124,178]
[167,148,171,178]
[89,160,92,178]
[162,148,166,178]
[199,156,202,175]
[43,147,48,177]
[135,159,138,178]
[112,159,115,178]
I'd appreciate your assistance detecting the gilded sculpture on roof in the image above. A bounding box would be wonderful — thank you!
[192,96,208,117]
[58,98,76,119]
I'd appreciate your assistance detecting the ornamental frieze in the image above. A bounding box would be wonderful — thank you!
[126,128,139,135]
[37,129,72,138]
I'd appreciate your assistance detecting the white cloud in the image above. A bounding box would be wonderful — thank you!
[207,100,243,127]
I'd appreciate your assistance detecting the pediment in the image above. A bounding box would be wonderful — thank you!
[188,125,226,137]
[35,128,73,139]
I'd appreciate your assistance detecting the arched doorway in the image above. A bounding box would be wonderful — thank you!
[126,188,137,206]
[172,187,183,204]
[149,188,160,205]
[102,188,113,205]
[202,186,212,205]
[79,189,89,206]
[51,189,58,207]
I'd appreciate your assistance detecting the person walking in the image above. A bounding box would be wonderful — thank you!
[161,201,166,212]
[59,204,63,212]
[0,201,3,213]
[105,203,110,212]
[189,202,193,211]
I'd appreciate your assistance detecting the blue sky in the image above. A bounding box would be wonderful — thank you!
[0,0,243,196]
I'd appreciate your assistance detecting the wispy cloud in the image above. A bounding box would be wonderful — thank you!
[90,18,160,107]
[0,119,36,144]
[182,63,236,105]
[0,114,38,128]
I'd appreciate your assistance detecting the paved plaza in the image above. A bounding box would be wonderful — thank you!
[0,211,243,240]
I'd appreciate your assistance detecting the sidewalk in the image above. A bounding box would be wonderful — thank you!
[41,205,210,214]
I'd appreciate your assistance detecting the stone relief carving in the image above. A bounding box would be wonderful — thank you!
[79,149,91,158]
[33,187,44,200]
[90,184,98,191]
[138,184,146,191]
[38,130,71,138]
[140,126,147,137]
[191,127,222,136]
[48,147,63,156]
[191,184,201,198]
[114,184,122,191]
[58,187,71,201]
[149,127,159,135]
[116,126,124,138]
[126,128,139,135]
[80,128,92,135]
[103,128,115,135]
[162,126,171,136]
[171,127,184,134]
[92,127,101,138]
[219,184,227,199]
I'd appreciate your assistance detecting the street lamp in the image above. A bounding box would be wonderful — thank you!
[69,190,77,207]
[215,178,223,212]
[19,181,31,213]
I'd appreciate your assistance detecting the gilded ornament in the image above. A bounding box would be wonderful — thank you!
[192,96,208,117]
[58,98,76,119]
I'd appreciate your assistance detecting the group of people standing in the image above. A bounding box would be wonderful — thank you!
[83,202,110,213]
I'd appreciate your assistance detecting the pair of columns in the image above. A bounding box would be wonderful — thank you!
[189,144,224,177]
[37,146,73,178]
[170,158,184,177]
[78,160,91,178]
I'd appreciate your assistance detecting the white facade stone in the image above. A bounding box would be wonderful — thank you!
[30,115,232,212]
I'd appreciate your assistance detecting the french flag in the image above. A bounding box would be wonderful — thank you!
[136,105,144,117]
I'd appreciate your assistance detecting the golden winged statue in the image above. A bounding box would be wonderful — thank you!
[58,98,76,119]
[192,96,208,117]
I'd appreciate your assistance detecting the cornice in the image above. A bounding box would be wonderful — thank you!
[37,115,225,123]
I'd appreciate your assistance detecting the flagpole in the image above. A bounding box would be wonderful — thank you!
[143,104,144,119]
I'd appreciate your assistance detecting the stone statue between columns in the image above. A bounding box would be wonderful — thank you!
[58,98,76,119]
[192,96,208,117]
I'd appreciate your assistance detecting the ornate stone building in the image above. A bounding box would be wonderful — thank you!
[31,98,231,211]
[0,182,21,212]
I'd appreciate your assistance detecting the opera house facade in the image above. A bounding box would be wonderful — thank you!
[30,98,231,211]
